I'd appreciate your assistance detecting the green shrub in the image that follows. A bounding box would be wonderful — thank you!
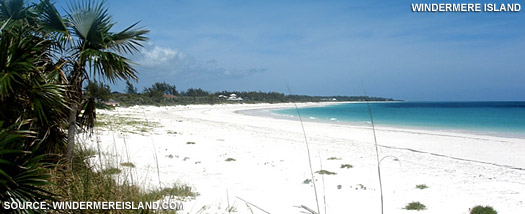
[303,179,312,184]
[416,184,428,189]
[404,201,426,211]
[146,184,199,200]
[315,170,336,175]
[470,205,497,214]
[101,167,122,175]
[120,162,135,168]
[327,157,340,160]
[225,158,236,162]
[340,164,353,169]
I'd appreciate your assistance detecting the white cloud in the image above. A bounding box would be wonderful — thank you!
[133,44,265,82]
[136,46,186,67]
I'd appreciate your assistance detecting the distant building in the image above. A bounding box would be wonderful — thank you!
[105,99,120,107]
[227,93,243,101]
[163,94,177,100]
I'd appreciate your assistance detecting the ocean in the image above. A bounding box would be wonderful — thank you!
[274,102,525,137]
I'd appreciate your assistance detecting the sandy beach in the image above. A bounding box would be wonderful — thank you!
[87,103,525,214]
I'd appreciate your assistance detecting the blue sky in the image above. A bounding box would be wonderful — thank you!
[55,0,524,101]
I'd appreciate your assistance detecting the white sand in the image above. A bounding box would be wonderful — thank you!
[88,103,525,214]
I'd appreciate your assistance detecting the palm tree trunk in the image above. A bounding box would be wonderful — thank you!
[66,104,77,161]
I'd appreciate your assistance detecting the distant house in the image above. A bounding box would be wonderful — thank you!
[218,94,243,101]
[163,94,177,100]
[227,93,243,101]
[105,99,120,107]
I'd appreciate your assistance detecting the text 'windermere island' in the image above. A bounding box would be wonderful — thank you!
[411,3,521,12]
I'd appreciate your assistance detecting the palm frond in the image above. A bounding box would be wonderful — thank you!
[0,0,25,20]
[0,120,53,204]
[66,0,112,49]
[81,48,138,82]
[108,21,149,54]
[36,0,71,45]
[77,96,96,132]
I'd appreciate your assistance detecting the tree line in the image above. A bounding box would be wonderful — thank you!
[86,81,396,106]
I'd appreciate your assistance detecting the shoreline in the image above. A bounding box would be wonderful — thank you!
[238,102,525,140]
[91,103,525,213]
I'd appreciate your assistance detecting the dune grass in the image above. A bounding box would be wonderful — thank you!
[41,145,198,213]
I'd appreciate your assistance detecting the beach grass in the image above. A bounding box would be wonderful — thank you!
[41,144,198,213]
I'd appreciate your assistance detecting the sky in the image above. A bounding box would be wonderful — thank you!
[54,0,524,101]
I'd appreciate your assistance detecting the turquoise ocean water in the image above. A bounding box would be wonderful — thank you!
[274,102,525,137]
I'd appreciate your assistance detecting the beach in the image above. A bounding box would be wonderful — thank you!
[88,103,525,213]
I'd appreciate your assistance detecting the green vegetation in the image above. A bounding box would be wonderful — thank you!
[340,164,353,169]
[41,146,196,213]
[303,179,312,184]
[187,141,196,144]
[120,162,136,168]
[225,158,236,162]
[404,202,427,211]
[125,80,138,94]
[95,114,159,134]
[416,184,428,189]
[315,170,337,175]
[327,157,341,160]
[470,205,497,214]
[110,86,397,106]
[146,183,199,200]
[0,1,192,213]
[101,167,122,175]
[85,81,112,105]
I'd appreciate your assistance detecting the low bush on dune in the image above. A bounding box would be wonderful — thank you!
[340,164,353,169]
[404,201,426,211]
[470,205,497,214]
[315,170,337,175]
[416,184,428,189]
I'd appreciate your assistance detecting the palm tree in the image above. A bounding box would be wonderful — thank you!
[39,0,148,160]
[1,0,70,155]
[0,0,69,207]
